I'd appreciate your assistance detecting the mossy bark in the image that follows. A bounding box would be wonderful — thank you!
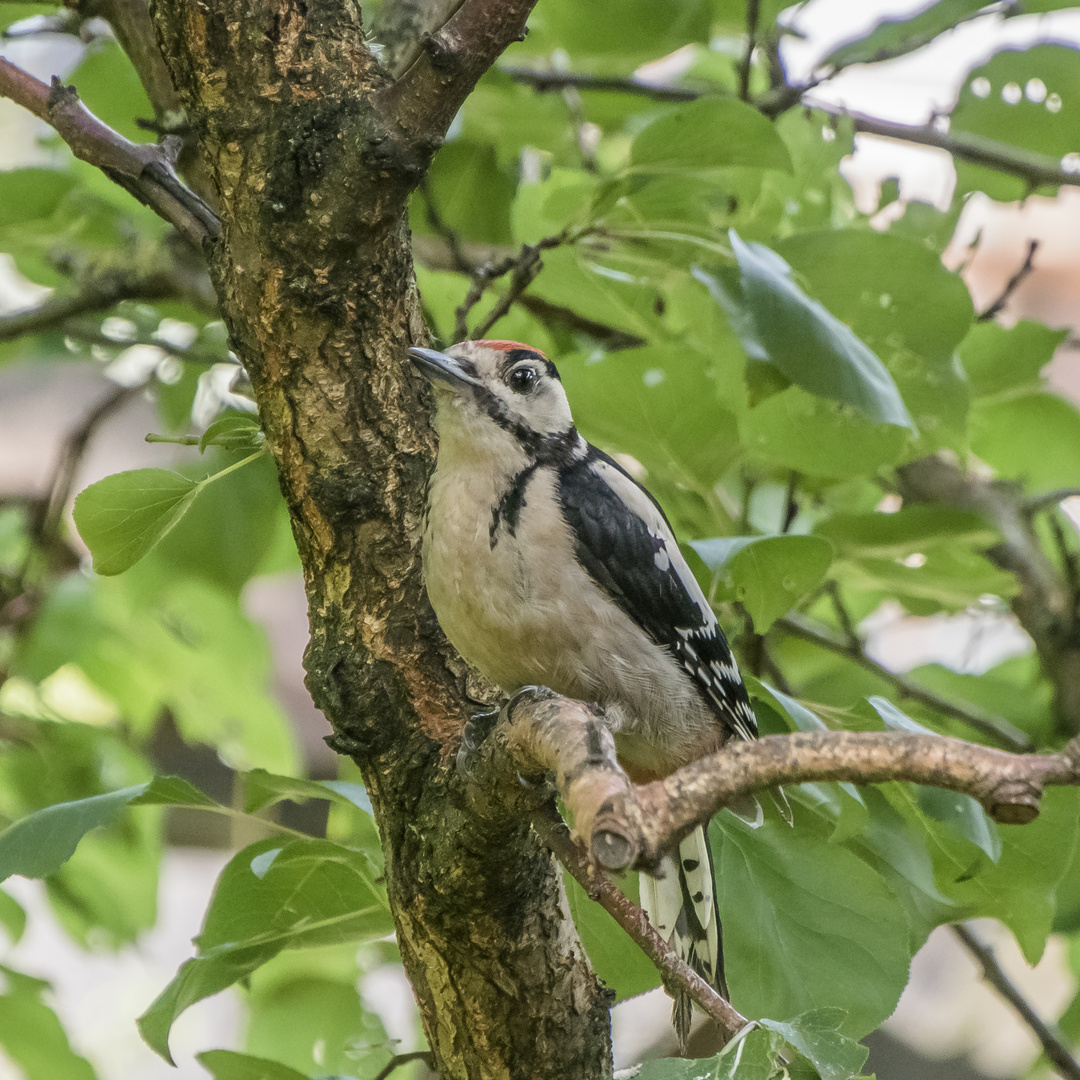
[148,0,614,1074]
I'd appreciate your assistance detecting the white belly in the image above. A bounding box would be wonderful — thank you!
[422,461,720,775]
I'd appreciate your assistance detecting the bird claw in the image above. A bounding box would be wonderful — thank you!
[456,705,502,776]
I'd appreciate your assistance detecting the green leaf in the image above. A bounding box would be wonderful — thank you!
[0,982,97,1080]
[715,808,913,1037]
[198,413,264,453]
[821,0,989,70]
[957,320,1068,399]
[691,534,833,631]
[634,1025,783,1078]
[740,386,909,480]
[425,140,516,244]
[0,784,147,882]
[0,891,27,944]
[130,775,220,808]
[950,44,1080,199]
[0,169,78,225]
[73,468,200,576]
[815,505,997,559]
[69,40,156,143]
[970,391,1080,493]
[760,1008,869,1080]
[630,98,793,175]
[241,769,373,817]
[198,1050,311,1080]
[140,837,394,1062]
[697,234,914,429]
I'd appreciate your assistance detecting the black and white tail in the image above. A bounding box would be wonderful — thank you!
[639,823,726,1048]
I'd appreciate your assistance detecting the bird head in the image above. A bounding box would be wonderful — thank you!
[408,340,576,449]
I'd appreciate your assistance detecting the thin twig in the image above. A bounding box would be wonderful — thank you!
[781,469,798,533]
[824,580,860,651]
[0,58,219,243]
[775,614,1032,750]
[1023,489,1080,516]
[498,65,700,102]
[37,384,140,543]
[371,1050,436,1080]
[531,801,746,1041]
[978,240,1039,322]
[738,0,761,102]
[953,922,1080,1080]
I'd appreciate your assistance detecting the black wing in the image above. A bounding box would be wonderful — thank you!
[557,446,757,742]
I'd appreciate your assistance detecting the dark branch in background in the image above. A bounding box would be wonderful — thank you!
[501,67,1080,191]
[499,65,699,102]
[953,922,1080,1080]
[899,455,1080,739]
[776,613,1032,751]
[738,0,761,102]
[0,58,220,244]
[371,1050,437,1080]
[0,257,217,343]
[34,384,140,544]
[978,239,1039,322]
[456,232,581,341]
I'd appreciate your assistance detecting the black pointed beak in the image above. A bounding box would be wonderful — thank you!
[408,347,479,390]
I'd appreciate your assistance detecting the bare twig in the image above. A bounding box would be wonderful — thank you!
[1024,489,1080,516]
[978,240,1039,322]
[0,58,220,243]
[738,0,761,102]
[371,1050,436,1080]
[953,922,1080,1080]
[35,384,140,543]
[531,802,746,1041]
[775,614,1032,751]
[823,580,860,651]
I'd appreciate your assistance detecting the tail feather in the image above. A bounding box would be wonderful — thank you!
[640,824,726,1048]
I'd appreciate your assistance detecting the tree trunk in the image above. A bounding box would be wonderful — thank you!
[147,0,614,1074]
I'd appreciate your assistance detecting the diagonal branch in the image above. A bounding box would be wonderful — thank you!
[953,922,1080,1080]
[978,239,1039,322]
[775,613,1032,751]
[0,58,220,244]
[899,455,1080,739]
[381,0,538,141]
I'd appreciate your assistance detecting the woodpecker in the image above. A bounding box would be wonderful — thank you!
[410,338,759,1041]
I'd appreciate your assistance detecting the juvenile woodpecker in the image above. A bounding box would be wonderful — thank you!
[410,338,758,1039]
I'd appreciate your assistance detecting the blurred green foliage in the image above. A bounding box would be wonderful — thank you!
[2,0,1080,1077]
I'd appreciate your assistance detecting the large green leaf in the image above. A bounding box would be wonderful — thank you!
[0,785,146,883]
[630,99,792,175]
[815,505,997,558]
[715,807,913,1037]
[139,837,394,1062]
[698,234,914,429]
[691,534,833,631]
[73,469,200,576]
[970,391,1080,493]
[950,44,1080,199]
[635,1026,783,1079]
[759,1009,870,1080]
[957,320,1068,399]
[0,976,97,1080]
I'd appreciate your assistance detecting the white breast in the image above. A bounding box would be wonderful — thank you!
[423,442,720,777]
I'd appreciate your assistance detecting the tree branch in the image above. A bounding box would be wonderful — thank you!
[775,614,1032,751]
[953,922,1080,1080]
[381,0,538,142]
[500,66,1080,191]
[899,455,1080,739]
[0,58,220,244]
[0,257,217,343]
[498,689,1080,880]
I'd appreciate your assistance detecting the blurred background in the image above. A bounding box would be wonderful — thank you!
[2,1,1079,1077]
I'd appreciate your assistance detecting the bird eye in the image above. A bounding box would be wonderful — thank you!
[508,366,539,394]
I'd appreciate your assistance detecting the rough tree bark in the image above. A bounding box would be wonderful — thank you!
[146,1,613,1076]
